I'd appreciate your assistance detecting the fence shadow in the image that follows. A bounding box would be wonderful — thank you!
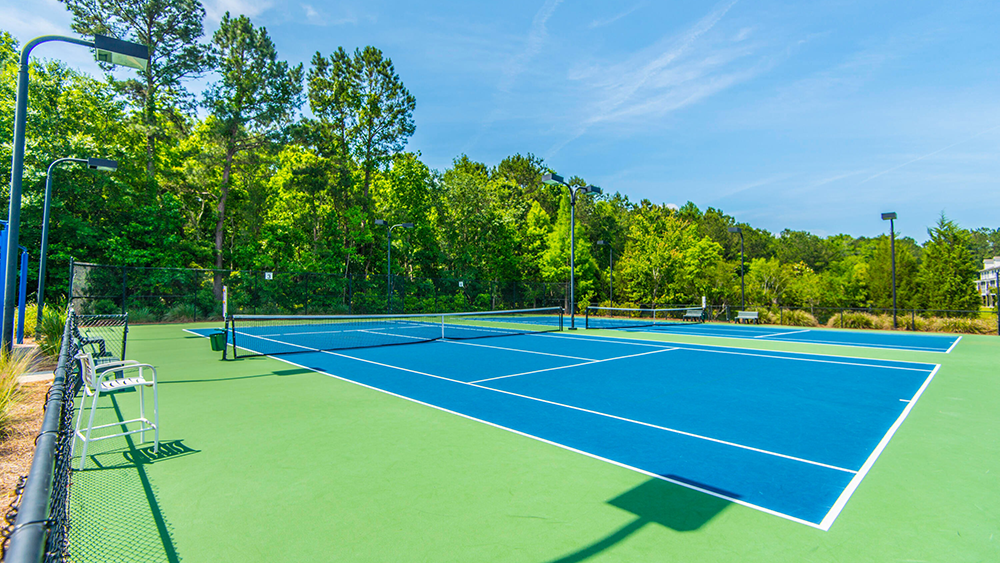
[69,395,189,563]
[161,366,312,384]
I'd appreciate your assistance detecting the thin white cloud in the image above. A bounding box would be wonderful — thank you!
[547,0,768,156]
[588,3,644,29]
[713,174,794,201]
[297,3,366,26]
[499,0,563,92]
[204,0,273,23]
[859,124,1000,184]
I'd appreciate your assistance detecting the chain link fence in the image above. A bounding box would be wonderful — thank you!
[69,262,569,322]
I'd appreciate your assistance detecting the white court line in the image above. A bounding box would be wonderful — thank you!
[470,348,677,383]
[945,336,962,354]
[242,349,827,530]
[754,329,812,339]
[534,333,936,372]
[817,364,941,531]
[235,330,852,474]
[584,327,956,354]
[443,340,596,362]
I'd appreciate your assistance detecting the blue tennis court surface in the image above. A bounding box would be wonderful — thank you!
[192,326,939,529]
[612,323,960,353]
[497,315,960,353]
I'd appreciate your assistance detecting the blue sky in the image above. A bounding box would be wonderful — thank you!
[5,0,999,241]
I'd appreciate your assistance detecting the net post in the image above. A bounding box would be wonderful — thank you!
[585,306,589,329]
[441,314,445,340]
[223,316,231,360]
[122,312,129,360]
[559,308,564,331]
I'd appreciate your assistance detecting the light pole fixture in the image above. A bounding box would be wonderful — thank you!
[36,158,118,334]
[597,240,613,307]
[375,220,414,313]
[881,212,898,329]
[542,173,602,329]
[728,226,745,311]
[3,34,147,353]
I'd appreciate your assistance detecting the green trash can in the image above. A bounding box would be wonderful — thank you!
[209,330,227,352]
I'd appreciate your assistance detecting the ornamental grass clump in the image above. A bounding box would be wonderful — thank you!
[826,311,877,329]
[38,307,68,358]
[779,309,819,327]
[0,349,39,433]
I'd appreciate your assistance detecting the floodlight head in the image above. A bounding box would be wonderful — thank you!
[94,35,150,70]
[374,219,387,226]
[541,173,565,186]
[881,212,897,221]
[728,226,742,233]
[87,158,117,172]
[597,240,607,246]
[401,223,415,229]
[581,185,601,195]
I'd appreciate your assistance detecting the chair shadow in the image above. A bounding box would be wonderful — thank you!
[544,478,731,563]
[70,394,193,563]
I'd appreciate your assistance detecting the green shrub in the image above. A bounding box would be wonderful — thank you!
[12,303,38,339]
[164,303,198,322]
[128,306,160,324]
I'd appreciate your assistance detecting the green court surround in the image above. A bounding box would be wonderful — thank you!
[68,323,999,562]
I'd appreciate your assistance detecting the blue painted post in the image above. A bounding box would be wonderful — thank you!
[16,248,27,344]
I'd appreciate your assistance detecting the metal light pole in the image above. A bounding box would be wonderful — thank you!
[728,227,745,311]
[881,212,898,329]
[597,240,613,306]
[36,158,117,333]
[542,173,601,329]
[3,34,147,353]
[375,220,414,313]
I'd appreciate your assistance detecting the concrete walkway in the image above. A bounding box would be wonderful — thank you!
[19,370,54,384]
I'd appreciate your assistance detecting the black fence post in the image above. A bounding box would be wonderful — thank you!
[67,257,75,310]
[121,265,127,315]
[305,273,310,315]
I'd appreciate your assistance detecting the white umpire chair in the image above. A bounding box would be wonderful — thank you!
[73,351,159,470]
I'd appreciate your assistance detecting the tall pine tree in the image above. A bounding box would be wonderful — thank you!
[917,215,980,312]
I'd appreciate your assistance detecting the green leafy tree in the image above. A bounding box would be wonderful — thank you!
[616,202,723,306]
[202,12,303,293]
[522,201,552,280]
[540,194,599,310]
[917,215,980,312]
[309,46,415,210]
[776,229,838,272]
[61,0,210,179]
[865,236,920,310]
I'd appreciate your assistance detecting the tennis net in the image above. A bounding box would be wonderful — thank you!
[225,307,564,358]
[585,306,704,330]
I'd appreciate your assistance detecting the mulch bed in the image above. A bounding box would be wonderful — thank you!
[0,383,53,506]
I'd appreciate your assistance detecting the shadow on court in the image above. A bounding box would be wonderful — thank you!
[160,366,312,384]
[70,395,193,563]
[545,478,730,563]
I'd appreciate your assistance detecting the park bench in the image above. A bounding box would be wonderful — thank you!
[683,308,704,321]
[735,311,759,324]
